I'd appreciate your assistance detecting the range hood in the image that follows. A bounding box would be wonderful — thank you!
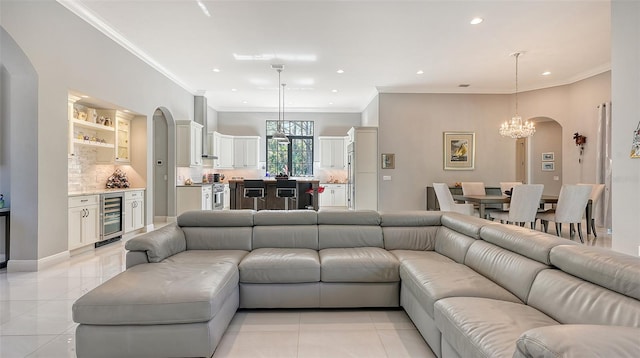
[194,95,217,159]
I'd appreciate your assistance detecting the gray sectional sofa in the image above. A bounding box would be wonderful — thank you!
[72,210,640,358]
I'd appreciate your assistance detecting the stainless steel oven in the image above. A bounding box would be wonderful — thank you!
[100,192,124,245]
[212,184,224,210]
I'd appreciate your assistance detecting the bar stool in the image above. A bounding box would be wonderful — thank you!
[243,180,265,211]
[276,179,297,210]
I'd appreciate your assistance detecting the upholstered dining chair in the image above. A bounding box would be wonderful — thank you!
[489,184,544,229]
[461,182,497,218]
[433,183,475,216]
[535,184,592,242]
[578,183,606,237]
[499,181,523,209]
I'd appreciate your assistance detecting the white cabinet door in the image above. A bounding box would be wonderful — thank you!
[319,137,346,169]
[202,186,212,210]
[233,137,259,168]
[133,198,144,230]
[176,120,203,167]
[223,184,230,209]
[124,191,145,233]
[115,114,131,163]
[332,184,346,206]
[68,195,99,250]
[214,132,234,169]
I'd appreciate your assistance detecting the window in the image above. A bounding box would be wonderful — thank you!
[266,120,314,176]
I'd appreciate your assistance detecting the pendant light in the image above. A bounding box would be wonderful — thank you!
[272,65,289,145]
[499,52,536,139]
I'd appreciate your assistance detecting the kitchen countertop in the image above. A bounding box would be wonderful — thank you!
[176,183,214,187]
[68,187,146,197]
[228,178,319,183]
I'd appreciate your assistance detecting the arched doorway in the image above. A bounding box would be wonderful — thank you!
[527,117,563,196]
[153,107,177,222]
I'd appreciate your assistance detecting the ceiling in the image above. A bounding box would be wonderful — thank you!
[59,0,611,113]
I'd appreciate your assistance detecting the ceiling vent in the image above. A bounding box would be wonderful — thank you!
[458,84,471,88]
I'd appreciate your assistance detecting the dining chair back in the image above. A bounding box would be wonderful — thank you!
[499,181,523,209]
[578,183,606,237]
[461,182,486,196]
[433,183,475,216]
[536,184,592,242]
[507,184,544,223]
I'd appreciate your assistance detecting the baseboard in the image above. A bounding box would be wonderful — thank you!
[7,250,70,272]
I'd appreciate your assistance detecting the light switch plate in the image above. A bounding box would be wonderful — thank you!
[383,176,392,181]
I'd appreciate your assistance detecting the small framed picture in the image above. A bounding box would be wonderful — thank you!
[542,152,555,161]
[381,153,395,169]
[542,162,555,171]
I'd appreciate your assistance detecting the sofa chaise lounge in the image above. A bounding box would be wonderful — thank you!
[72,210,640,358]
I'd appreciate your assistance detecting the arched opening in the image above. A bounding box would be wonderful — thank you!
[528,117,563,196]
[153,107,177,222]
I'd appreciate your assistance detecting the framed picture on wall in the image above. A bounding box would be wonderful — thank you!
[381,153,395,169]
[443,132,475,170]
[542,162,555,171]
[542,152,555,161]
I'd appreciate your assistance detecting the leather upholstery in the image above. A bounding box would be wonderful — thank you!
[182,226,252,251]
[73,262,238,325]
[254,209,317,225]
[515,325,640,358]
[380,211,442,227]
[239,248,320,283]
[177,209,254,227]
[319,247,399,282]
[163,249,248,266]
[550,244,640,300]
[390,249,444,263]
[124,223,186,263]
[253,225,318,249]
[382,226,439,251]
[434,226,477,264]
[440,212,488,239]
[319,225,383,249]
[317,209,380,225]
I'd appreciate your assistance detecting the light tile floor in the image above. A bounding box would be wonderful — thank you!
[0,224,612,357]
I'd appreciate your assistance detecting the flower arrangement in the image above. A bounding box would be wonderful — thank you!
[573,132,587,163]
[106,169,130,189]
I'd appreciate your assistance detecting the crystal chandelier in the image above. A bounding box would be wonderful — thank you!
[272,65,290,145]
[499,52,535,139]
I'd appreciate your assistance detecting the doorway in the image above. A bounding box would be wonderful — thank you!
[153,107,176,222]
[515,138,527,183]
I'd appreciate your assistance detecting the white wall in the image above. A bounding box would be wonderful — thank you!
[530,120,563,196]
[1,1,195,268]
[361,95,379,127]
[377,72,610,212]
[611,0,640,255]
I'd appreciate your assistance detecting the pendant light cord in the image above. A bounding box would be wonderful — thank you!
[514,52,519,116]
[277,69,282,131]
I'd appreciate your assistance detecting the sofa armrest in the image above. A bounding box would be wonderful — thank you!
[124,223,186,266]
[514,325,640,358]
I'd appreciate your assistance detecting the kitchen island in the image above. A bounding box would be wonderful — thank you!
[229,179,320,210]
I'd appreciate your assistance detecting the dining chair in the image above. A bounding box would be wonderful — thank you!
[461,182,497,218]
[578,183,606,237]
[489,184,543,229]
[499,181,523,209]
[535,184,592,242]
[433,183,475,216]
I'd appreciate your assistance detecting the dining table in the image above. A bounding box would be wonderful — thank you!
[452,194,559,222]
[452,194,595,235]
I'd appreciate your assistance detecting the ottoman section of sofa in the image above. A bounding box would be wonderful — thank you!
[73,262,239,326]
[239,248,320,283]
[319,247,399,282]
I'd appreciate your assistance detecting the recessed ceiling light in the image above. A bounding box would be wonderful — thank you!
[242,101,248,104]
[336,69,344,74]
[470,17,483,25]
[416,70,424,75]
[197,1,211,17]
[329,102,334,105]
[542,71,551,76]
[123,109,131,113]
[80,95,89,98]
[212,68,220,73]
[231,88,237,92]
[331,89,338,93]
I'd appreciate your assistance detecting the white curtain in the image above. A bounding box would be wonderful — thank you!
[596,102,612,231]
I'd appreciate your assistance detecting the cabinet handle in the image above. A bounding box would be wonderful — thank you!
[80,199,88,202]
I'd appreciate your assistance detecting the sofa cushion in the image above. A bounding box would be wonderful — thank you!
[380,211,442,227]
[400,257,521,318]
[178,210,254,227]
[317,210,380,225]
[163,250,248,266]
[464,240,550,303]
[182,227,253,251]
[319,247,399,282]
[252,225,318,250]
[527,269,640,327]
[434,226,477,264]
[319,225,383,249]
[73,262,238,325]
[514,325,640,358]
[390,249,443,263]
[382,226,439,251]
[239,248,320,283]
[435,297,558,358]
[440,212,489,239]
[550,245,640,300]
[480,224,577,265]
[253,210,317,225]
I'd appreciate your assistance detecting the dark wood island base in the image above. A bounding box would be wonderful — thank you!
[229,179,320,210]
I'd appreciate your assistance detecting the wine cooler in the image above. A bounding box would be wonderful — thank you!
[99,192,124,246]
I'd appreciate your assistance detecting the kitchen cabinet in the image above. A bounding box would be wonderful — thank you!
[213,132,234,169]
[319,184,347,208]
[115,113,133,163]
[233,136,260,168]
[124,190,145,233]
[347,127,378,210]
[176,185,212,216]
[68,95,116,162]
[319,137,347,169]
[176,120,203,167]
[68,195,100,250]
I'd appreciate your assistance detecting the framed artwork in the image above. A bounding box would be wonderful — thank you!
[443,132,475,170]
[381,153,395,169]
[542,152,555,161]
[542,162,555,171]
